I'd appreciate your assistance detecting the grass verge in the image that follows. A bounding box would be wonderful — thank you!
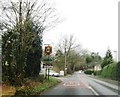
[2,84,16,97]
[2,76,61,97]
[89,75,118,85]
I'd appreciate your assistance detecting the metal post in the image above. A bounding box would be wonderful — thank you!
[48,68,50,80]
[45,64,47,79]
[64,53,66,76]
[48,55,50,80]
[114,51,117,62]
[119,2,120,62]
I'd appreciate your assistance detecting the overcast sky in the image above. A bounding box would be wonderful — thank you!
[43,0,118,58]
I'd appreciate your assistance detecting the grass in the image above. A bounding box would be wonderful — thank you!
[28,77,61,95]
[90,75,118,85]
[2,76,61,96]
[2,84,16,96]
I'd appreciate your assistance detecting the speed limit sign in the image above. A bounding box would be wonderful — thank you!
[46,47,50,54]
[44,46,52,55]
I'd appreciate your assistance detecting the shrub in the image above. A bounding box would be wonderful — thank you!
[101,65,108,77]
[94,70,102,75]
[101,62,118,80]
[116,62,120,81]
[101,65,112,78]
[111,65,117,80]
[14,77,61,95]
[84,70,94,75]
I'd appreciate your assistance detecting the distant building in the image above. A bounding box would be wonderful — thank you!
[94,64,102,71]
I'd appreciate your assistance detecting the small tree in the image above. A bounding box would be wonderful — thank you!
[54,50,64,70]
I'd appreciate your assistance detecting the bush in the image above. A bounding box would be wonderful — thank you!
[14,77,61,96]
[116,62,120,81]
[94,70,102,75]
[84,70,94,75]
[101,62,118,80]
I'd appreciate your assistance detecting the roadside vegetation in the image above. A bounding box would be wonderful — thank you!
[0,0,61,96]
[2,75,61,96]
[0,0,119,96]
[101,62,120,80]
[53,35,120,81]
[52,34,88,74]
[84,49,120,81]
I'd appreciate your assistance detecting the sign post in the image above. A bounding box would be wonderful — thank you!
[43,45,53,80]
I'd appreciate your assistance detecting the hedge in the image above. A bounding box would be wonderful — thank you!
[84,70,94,75]
[94,70,102,75]
[116,62,120,81]
[101,62,120,80]
[84,62,120,81]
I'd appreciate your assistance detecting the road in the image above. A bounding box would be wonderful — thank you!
[41,72,119,96]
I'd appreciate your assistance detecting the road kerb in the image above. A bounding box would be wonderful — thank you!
[91,78,119,93]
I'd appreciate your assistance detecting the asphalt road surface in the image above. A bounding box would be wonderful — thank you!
[41,72,119,96]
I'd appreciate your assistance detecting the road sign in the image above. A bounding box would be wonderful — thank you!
[43,55,52,64]
[44,66,53,68]
[44,46,52,55]
[43,45,53,79]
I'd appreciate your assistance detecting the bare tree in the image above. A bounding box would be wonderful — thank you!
[0,0,61,33]
[57,34,80,56]
[56,34,84,74]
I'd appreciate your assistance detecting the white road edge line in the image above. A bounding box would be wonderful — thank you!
[89,86,99,96]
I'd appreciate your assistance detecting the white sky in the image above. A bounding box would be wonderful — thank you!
[43,0,118,58]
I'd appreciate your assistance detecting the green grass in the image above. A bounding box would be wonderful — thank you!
[90,74,118,85]
[32,77,61,94]
[14,77,61,96]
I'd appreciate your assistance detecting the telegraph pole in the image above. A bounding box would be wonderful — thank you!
[114,50,117,62]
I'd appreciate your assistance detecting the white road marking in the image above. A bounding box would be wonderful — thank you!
[63,82,80,86]
[78,83,80,86]
[89,86,99,96]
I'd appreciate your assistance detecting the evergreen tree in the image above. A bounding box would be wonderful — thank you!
[101,49,113,68]
[1,0,60,85]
